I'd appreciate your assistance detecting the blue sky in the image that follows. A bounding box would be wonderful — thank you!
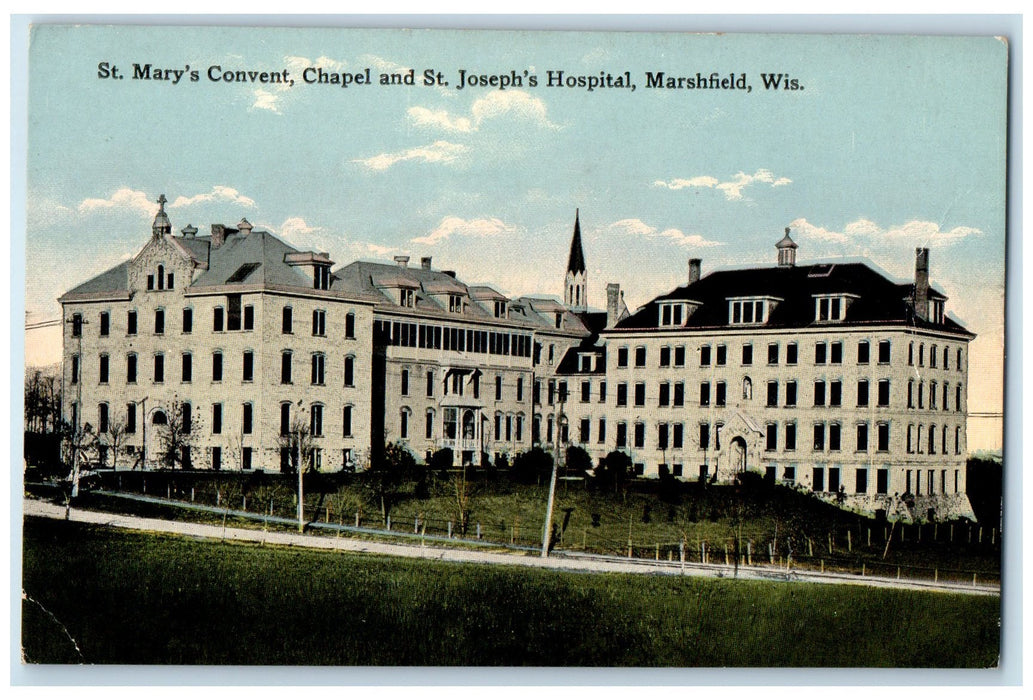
[25,26,1007,444]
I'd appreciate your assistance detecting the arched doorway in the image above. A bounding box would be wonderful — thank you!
[731,436,748,473]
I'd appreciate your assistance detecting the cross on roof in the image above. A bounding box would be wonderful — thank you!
[157,194,167,209]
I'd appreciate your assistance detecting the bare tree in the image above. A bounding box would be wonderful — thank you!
[103,417,128,470]
[277,415,314,531]
[154,397,202,469]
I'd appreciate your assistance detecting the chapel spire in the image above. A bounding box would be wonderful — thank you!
[564,209,588,311]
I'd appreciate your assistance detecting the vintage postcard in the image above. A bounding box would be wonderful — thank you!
[20,24,1007,670]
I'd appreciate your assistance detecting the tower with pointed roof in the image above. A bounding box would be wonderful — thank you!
[152,194,171,238]
[564,209,588,311]
[775,226,798,267]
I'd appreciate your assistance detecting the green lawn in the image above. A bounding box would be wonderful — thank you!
[21,516,999,666]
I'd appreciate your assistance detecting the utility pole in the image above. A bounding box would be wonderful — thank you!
[296,401,306,532]
[65,315,87,499]
[542,384,567,557]
[139,396,148,470]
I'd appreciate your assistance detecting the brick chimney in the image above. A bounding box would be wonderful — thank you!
[211,224,226,249]
[688,258,702,285]
[421,256,433,271]
[606,283,621,328]
[914,248,930,320]
[394,255,410,268]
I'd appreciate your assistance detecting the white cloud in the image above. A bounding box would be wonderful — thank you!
[278,217,321,240]
[359,54,410,75]
[791,217,983,247]
[352,140,469,171]
[78,187,155,216]
[171,186,256,209]
[251,88,281,113]
[407,90,559,133]
[607,218,723,248]
[654,168,792,201]
[411,216,515,245]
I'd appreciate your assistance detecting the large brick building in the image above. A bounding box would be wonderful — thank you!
[59,198,974,517]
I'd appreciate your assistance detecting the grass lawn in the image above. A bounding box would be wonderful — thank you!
[21,516,999,666]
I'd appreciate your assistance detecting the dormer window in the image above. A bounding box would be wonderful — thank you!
[314,265,330,290]
[930,299,945,324]
[448,294,463,313]
[659,302,688,326]
[728,297,778,325]
[813,294,857,322]
[400,288,415,308]
[494,300,508,319]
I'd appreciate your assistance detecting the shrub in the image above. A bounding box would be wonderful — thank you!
[511,448,553,485]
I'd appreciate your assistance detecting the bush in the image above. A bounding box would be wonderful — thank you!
[593,450,631,492]
[511,448,553,485]
[564,445,592,477]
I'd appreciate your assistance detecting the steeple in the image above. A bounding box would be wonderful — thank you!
[152,194,171,238]
[564,209,588,311]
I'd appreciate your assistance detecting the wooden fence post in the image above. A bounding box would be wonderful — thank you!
[386,515,391,531]
[355,511,359,528]
[847,530,852,552]
[191,487,195,502]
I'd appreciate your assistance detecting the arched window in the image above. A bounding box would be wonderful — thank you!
[908,341,914,366]
[279,402,291,436]
[310,403,324,437]
[98,402,109,434]
[342,405,353,437]
[345,311,355,339]
[400,407,411,439]
[344,355,355,387]
[928,424,936,454]
[157,264,165,290]
[425,408,435,440]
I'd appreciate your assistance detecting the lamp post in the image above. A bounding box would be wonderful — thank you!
[65,315,87,498]
[541,384,567,557]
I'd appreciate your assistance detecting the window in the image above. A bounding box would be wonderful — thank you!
[99,354,109,383]
[426,409,435,440]
[243,351,254,382]
[700,345,711,367]
[786,342,797,365]
[213,307,224,332]
[659,382,670,407]
[716,381,727,407]
[344,356,355,387]
[765,423,777,451]
[634,382,645,407]
[785,381,797,407]
[634,346,646,367]
[955,426,962,455]
[741,344,753,366]
[785,423,796,451]
[343,406,353,437]
[956,384,963,411]
[281,351,292,384]
[876,469,888,494]
[243,305,254,331]
[699,382,710,406]
[581,380,592,403]
[830,381,842,407]
[98,403,109,433]
[742,377,753,400]
[766,381,778,407]
[918,344,925,367]
[315,265,330,291]
[943,382,950,411]
[154,308,165,334]
[616,383,628,407]
[674,346,686,367]
[399,408,412,439]
[957,348,963,370]
[929,381,938,409]
[768,343,779,365]
[211,447,222,471]
[908,380,915,408]
[856,423,868,452]
[242,447,252,470]
[815,295,846,322]
[878,340,891,364]
[212,403,223,434]
[345,312,355,339]
[156,265,164,290]
[878,379,891,407]
[928,424,936,455]
[856,379,870,407]
[312,353,325,385]
[616,422,627,448]
[312,309,326,336]
[659,302,686,326]
[814,380,826,406]
[908,342,914,366]
[182,403,191,433]
[930,344,938,368]
[673,382,684,407]
[699,423,710,450]
[282,306,293,334]
[153,354,164,383]
[127,311,137,335]
[813,423,825,451]
[598,419,607,444]
[857,340,870,364]
[280,403,291,436]
[243,403,253,434]
[70,355,80,384]
[878,423,890,452]
[99,312,109,336]
[672,423,683,449]
[581,418,591,444]
[427,370,436,398]
[855,469,868,494]
[126,403,136,434]
[311,405,324,437]
[125,353,137,383]
[400,288,415,308]
[829,423,841,451]
[227,295,242,331]
[830,342,842,364]
[617,347,629,368]
[182,308,193,334]
[815,342,827,365]
[167,272,174,289]
[659,346,671,367]
[71,313,83,337]
[729,298,770,324]
[496,375,503,401]
[716,344,727,366]
[181,352,192,382]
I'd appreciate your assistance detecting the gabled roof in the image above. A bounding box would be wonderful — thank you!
[59,260,131,300]
[616,261,971,336]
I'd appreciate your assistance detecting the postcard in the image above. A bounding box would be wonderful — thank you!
[20,24,1007,670]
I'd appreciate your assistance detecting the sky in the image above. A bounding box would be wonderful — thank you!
[23,26,1007,449]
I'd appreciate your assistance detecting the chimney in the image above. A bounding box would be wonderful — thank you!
[443,270,456,278]
[688,258,702,285]
[914,248,930,320]
[394,255,410,268]
[421,256,433,271]
[211,224,226,249]
[238,218,253,236]
[606,283,621,328]
[181,224,197,239]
